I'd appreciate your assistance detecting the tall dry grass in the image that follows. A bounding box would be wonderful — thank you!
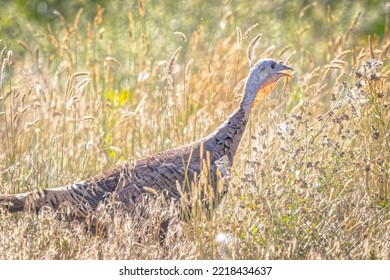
[0,1,389,259]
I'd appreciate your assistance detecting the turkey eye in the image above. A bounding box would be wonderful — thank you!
[271,62,276,69]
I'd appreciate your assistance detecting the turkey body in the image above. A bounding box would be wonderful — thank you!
[0,59,292,225]
[0,107,247,219]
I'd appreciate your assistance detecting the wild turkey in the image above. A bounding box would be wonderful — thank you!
[0,59,292,223]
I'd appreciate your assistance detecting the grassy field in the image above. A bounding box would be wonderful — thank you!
[0,0,389,259]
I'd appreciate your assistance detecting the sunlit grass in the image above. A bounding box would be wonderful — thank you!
[0,0,389,259]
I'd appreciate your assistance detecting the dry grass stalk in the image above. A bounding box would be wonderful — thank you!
[128,11,136,52]
[286,50,296,65]
[174,32,187,43]
[300,2,317,18]
[336,50,352,60]
[26,118,41,128]
[345,11,361,41]
[327,5,333,23]
[244,23,259,39]
[246,33,263,67]
[138,0,145,17]
[93,5,104,27]
[278,44,293,58]
[380,42,390,60]
[334,35,343,51]
[166,46,181,76]
[35,48,40,65]
[185,58,193,87]
[75,78,91,98]
[296,25,310,51]
[233,78,246,97]
[141,31,149,55]
[73,8,84,30]
[368,35,374,59]
[0,46,6,61]
[17,41,34,57]
[65,72,90,96]
[105,57,122,68]
[53,10,70,32]
[1,60,6,74]
[236,26,242,47]
[6,51,12,66]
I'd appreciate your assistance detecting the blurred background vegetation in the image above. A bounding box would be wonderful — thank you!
[1,0,388,60]
[0,0,388,108]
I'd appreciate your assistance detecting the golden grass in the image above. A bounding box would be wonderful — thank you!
[0,1,389,259]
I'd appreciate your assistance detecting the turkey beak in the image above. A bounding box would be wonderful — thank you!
[277,63,293,78]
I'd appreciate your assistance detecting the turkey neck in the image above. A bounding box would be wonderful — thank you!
[204,103,250,165]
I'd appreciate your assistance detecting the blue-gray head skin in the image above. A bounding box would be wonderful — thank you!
[241,59,293,111]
